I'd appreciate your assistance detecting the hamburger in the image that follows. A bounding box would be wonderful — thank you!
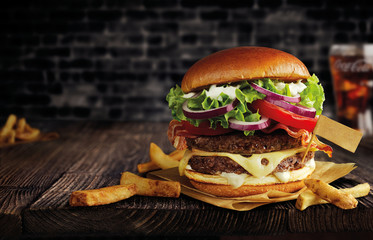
[166,46,332,197]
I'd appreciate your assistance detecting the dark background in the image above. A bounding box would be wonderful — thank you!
[1,0,372,122]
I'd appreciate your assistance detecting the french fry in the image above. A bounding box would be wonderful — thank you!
[296,183,370,210]
[5,130,16,144]
[169,148,186,160]
[149,142,181,170]
[69,184,137,206]
[303,179,359,210]
[137,161,159,173]
[0,114,17,141]
[16,117,26,134]
[120,171,181,198]
[342,183,371,196]
[137,144,186,173]
[16,124,40,141]
[42,132,60,141]
[296,190,324,210]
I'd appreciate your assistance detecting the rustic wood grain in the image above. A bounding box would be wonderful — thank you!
[24,205,288,235]
[288,207,373,232]
[1,121,373,237]
[0,213,21,236]
[0,188,29,235]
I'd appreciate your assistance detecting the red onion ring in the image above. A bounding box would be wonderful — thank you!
[182,98,239,119]
[265,97,316,118]
[249,82,301,103]
[229,116,271,131]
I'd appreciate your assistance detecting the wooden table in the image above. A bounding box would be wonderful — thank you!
[1,121,373,237]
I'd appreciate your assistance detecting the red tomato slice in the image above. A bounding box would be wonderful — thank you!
[250,99,318,132]
[182,120,233,136]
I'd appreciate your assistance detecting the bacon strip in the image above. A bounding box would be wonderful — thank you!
[261,122,333,157]
[167,120,195,150]
[261,123,312,146]
[311,135,333,157]
[167,120,182,143]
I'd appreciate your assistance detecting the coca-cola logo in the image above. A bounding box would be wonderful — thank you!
[334,58,373,73]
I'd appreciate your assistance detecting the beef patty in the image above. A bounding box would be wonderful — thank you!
[188,151,314,175]
[186,130,302,155]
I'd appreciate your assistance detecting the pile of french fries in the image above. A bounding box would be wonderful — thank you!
[137,142,185,173]
[0,114,41,144]
[70,143,183,207]
[296,179,370,210]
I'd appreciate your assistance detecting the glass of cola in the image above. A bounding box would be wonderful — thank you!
[329,44,373,135]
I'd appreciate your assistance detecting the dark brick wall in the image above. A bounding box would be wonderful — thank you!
[1,0,372,121]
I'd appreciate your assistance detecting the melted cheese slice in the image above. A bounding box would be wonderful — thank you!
[179,147,313,178]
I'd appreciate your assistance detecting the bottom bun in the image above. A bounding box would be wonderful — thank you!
[189,179,306,197]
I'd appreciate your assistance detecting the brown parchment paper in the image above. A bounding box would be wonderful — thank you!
[147,161,356,211]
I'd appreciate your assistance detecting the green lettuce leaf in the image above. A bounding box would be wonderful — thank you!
[255,78,292,96]
[298,74,325,115]
[165,85,187,122]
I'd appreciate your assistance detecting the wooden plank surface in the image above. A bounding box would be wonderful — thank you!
[1,121,373,236]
